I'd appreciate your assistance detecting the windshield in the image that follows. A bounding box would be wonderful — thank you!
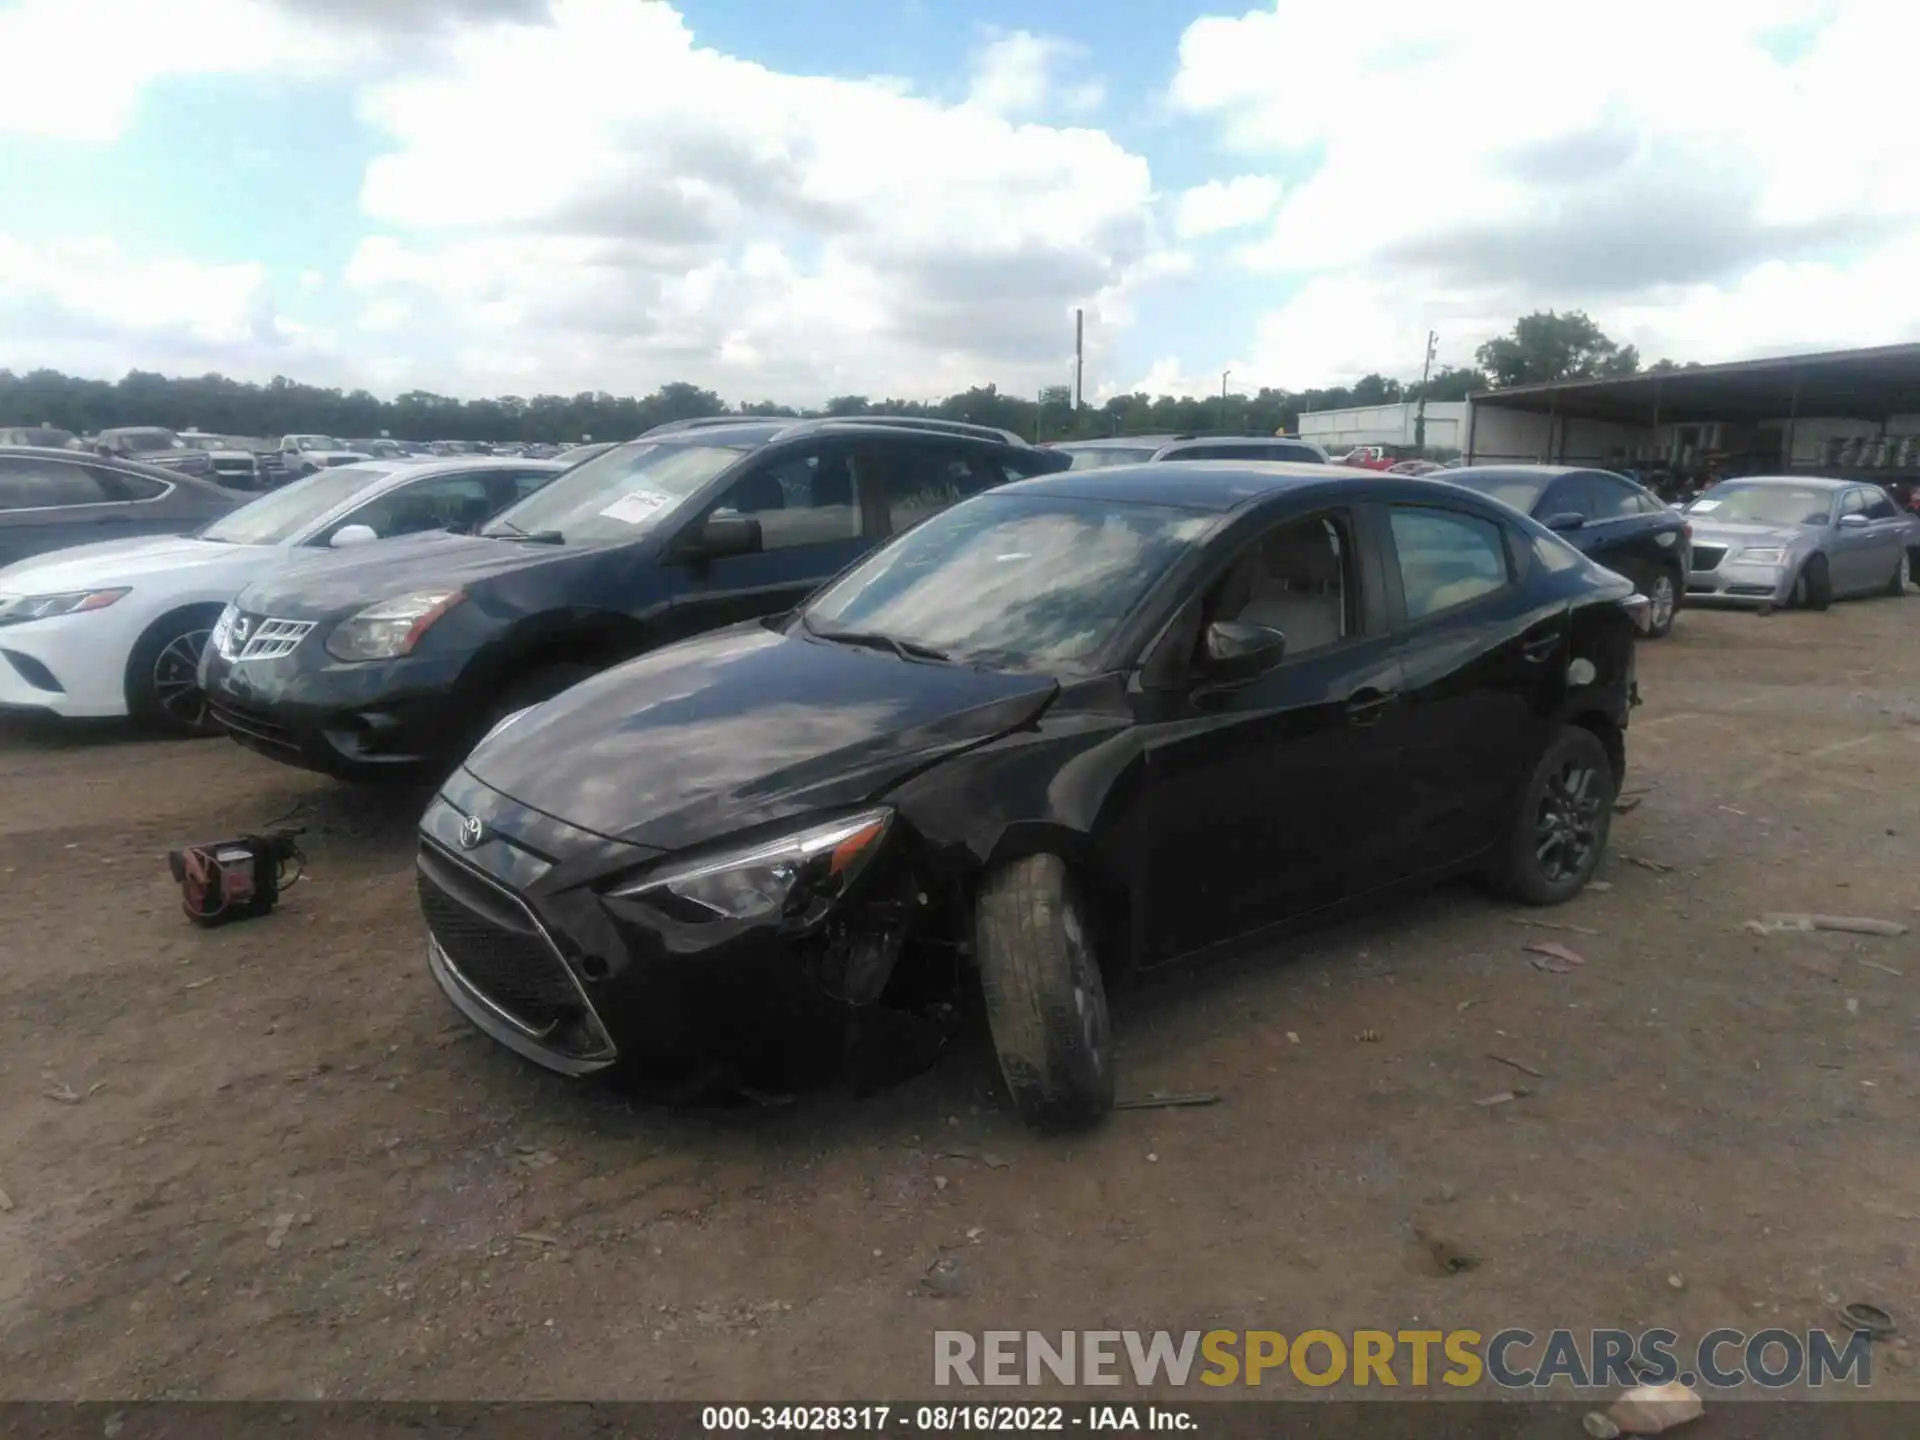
[801,493,1215,670]
[183,436,230,451]
[483,440,746,542]
[1687,482,1835,527]
[200,463,397,545]
[1443,470,1551,514]
[294,436,343,451]
[1056,445,1161,470]
[122,431,183,453]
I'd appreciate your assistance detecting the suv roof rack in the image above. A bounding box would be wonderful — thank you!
[637,416,768,437]
[809,415,1030,447]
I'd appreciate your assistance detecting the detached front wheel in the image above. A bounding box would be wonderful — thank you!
[1497,726,1617,906]
[973,854,1115,1131]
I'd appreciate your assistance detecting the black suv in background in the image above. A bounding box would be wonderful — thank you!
[200,417,1071,781]
[1049,433,1331,469]
[1438,465,1691,637]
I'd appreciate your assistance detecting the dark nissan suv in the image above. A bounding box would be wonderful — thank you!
[199,416,1070,781]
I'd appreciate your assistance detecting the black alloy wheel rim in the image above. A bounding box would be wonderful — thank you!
[1059,899,1108,1074]
[1534,759,1604,885]
[153,629,212,729]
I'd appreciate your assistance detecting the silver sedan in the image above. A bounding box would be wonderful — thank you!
[1681,476,1913,611]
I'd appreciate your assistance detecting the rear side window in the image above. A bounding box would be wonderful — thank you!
[1389,507,1511,621]
[860,444,998,534]
[0,457,111,510]
[96,469,168,502]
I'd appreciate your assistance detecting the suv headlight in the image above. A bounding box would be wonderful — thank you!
[325,589,463,661]
[611,809,894,922]
[0,587,130,624]
[1735,546,1787,565]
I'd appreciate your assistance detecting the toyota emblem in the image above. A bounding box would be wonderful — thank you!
[457,815,486,849]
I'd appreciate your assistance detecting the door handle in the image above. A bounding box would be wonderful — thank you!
[1345,688,1395,726]
[1521,632,1561,664]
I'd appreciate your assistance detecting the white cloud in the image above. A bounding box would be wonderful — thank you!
[966,30,1105,117]
[0,233,326,377]
[338,0,1168,401]
[1174,176,1283,240]
[1174,0,1920,386]
[0,0,360,141]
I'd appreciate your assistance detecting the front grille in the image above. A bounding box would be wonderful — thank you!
[207,695,299,754]
[212,457,257,474]
[213,612,315,662]
[1690,544,1728,572]
[417,844,597,1044]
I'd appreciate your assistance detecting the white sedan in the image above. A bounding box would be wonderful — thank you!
[0,456,566,734]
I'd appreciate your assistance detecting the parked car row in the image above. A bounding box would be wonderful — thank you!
[4,417,1748,1127]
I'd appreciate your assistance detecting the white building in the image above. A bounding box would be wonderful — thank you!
[1297,401,1466,454]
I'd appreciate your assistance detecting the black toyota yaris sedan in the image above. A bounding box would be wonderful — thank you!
[418,462,1645,1128]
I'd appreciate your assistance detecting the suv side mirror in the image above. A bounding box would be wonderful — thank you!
[1836,513,1870,529]
[1543,512,1586,532]
[1202,620,1286,685]
[681,513,762,561]
[330,523,379,548]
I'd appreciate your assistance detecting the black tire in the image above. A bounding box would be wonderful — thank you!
[1496,726,1617,907]
[1791,554,1832,611]
[124,606,226,737]
[973,854,1115,1130]
[1885,553,1908,597]
[1629,561,1680,639]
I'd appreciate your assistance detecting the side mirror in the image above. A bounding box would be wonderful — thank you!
[1836,513,1870,529]
[330,523,379,548]
[681,513,762,561]
[1543,512,1586,532]
[1202,620,1286,685]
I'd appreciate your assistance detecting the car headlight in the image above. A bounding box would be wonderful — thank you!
[1735,546,1788,565]
[0,587,130,624]
[324,589,463,661]
[611,808,894,922]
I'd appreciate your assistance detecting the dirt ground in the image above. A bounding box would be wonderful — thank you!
[1,597,1917,1406]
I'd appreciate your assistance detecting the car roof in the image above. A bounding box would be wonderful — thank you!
[998,459,1380,512]
[98,426,173,437]
[1052,435,1181,449]
[0,444,191,481]
[1709,474,1851,490]
[1447,464,1592,478]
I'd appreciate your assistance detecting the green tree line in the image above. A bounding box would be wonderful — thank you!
[1,311,1678,445]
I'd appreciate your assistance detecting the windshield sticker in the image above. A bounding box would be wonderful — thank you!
[1688,499,1720,512]
[598,489,674,524]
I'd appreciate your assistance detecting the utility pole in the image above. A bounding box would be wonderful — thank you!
[1414,330,1437,453]
[1221,369,1231,431]
[1073,308,1084,418]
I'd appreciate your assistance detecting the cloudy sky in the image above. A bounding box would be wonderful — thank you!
[1,0,1916,406]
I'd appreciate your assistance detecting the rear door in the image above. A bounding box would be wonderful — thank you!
[662,440,870,641]
[1375,501,1565,876]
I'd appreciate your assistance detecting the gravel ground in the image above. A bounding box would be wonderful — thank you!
[0,597,1916,1406]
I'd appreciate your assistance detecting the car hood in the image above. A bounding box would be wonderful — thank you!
[233,529,595,618]
[0,534,258,590]
[465,622,1061,851]
[1685,519,1808,546]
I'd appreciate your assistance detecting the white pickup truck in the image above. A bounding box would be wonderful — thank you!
[277,434,371,480]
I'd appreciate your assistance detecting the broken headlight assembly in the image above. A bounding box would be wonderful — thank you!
[612,809,894,923]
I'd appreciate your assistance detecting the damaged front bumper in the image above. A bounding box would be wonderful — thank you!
[417,777,932,1085]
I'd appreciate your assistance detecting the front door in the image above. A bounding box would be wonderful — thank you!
[1139,508,1405,962]
[662,441,872,643]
